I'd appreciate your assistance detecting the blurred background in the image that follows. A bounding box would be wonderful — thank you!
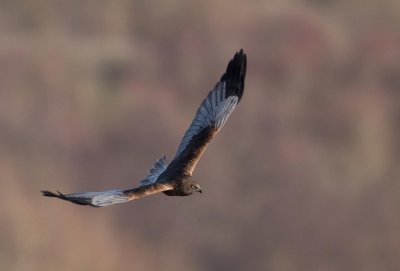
[1,0,400,270]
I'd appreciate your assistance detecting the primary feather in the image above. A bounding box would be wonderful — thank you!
[164,49,246,176]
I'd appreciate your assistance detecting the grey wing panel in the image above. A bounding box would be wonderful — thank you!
[174,49,246,160]
[42,189,129,207]
[42,182,174,207]
[174,82,239,158]
[87,190,130,207]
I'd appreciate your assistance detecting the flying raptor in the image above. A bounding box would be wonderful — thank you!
[41,49,247,207]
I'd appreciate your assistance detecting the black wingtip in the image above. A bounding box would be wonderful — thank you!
[41,190,69,200]
[220,49,247,102]
[41,190,59,197]
[41,190,90,206]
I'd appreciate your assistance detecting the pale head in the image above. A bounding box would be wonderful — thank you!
[183,179,203,195]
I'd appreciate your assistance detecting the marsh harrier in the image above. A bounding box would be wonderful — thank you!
[41,50,247,207]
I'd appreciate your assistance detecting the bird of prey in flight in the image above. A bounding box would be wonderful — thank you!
[41,49,247,207]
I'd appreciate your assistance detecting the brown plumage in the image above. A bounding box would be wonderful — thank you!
[41,49,247,207]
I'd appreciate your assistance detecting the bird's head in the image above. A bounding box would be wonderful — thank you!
[184,179,203,195]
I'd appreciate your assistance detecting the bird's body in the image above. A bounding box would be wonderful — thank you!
[42,49,247,207]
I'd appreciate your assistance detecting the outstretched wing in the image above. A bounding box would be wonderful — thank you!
[41,182,173,207]
[41,50,246,206]
[164,49,246,177]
